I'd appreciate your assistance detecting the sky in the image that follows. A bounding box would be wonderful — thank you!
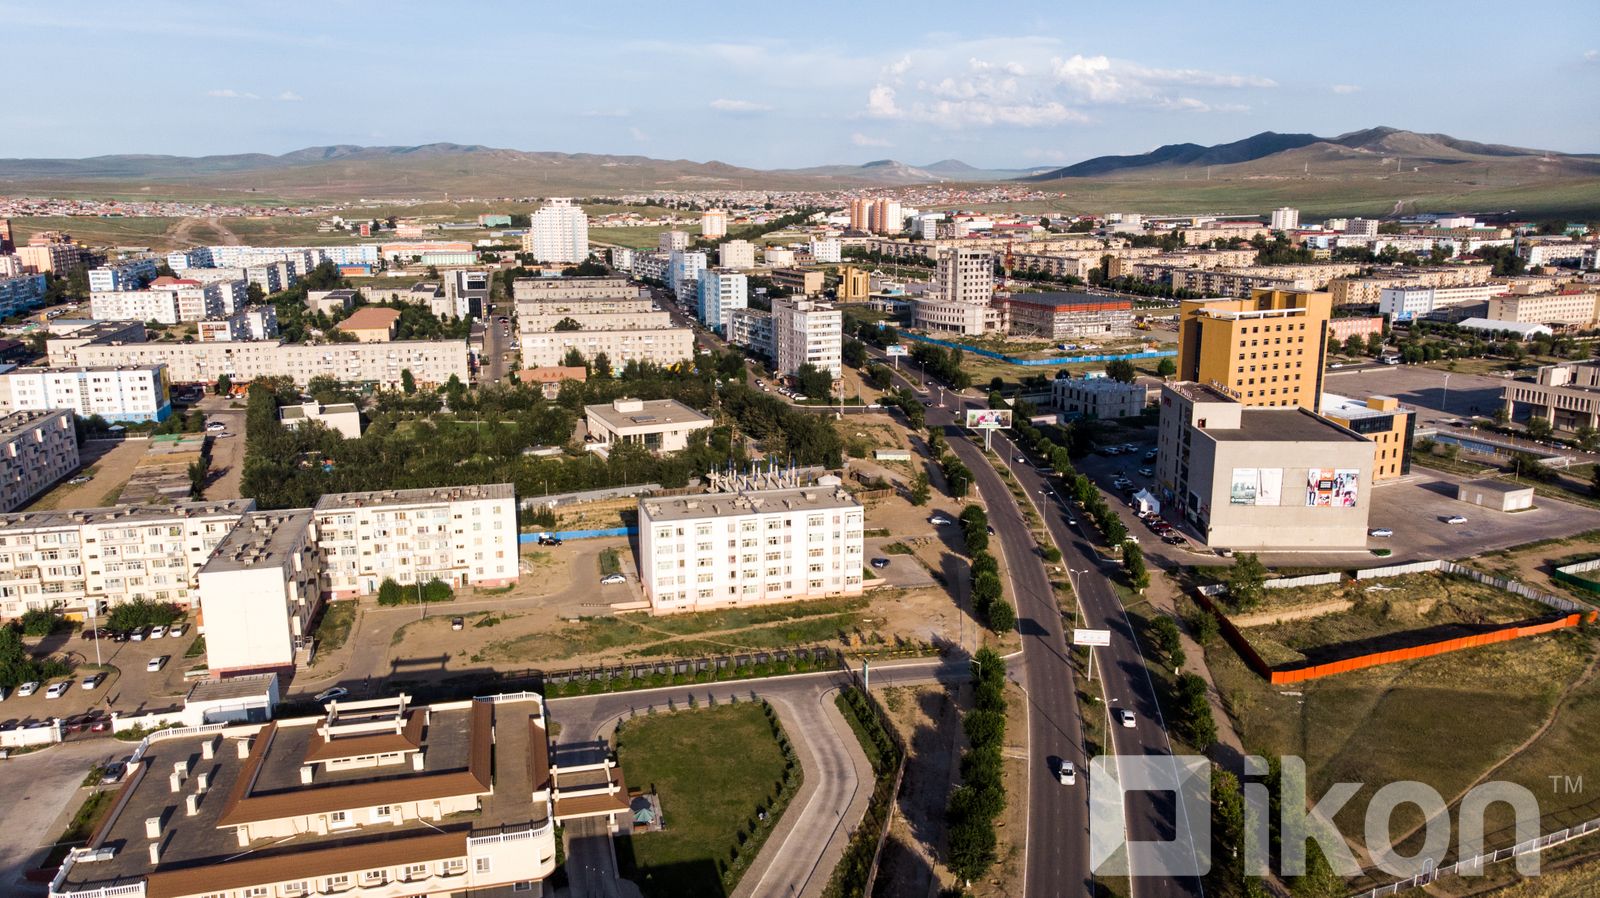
[4,1,1599,169]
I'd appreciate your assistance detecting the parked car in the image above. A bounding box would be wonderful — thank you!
[167,624,187,638]
[45,681,71,699]
[929,514,953,526]
[147,656,169,673]
[99,761,125,784]
[537,535,563,546]
[149,625,166,639]
[111,630,130,643]
[16,682,39,697]
[1446,515,1469,525]
[81,673,106,690]
[1369,528,1394,538]
[129,628,148,642]
[451,617,465,631]
[205,421,225,432]
[1163,534,1187,545]
[1118,709,1136,728]
[1138,468,1154,478]
[1144,450,1158,461]
[68,476,92,485]
[870,558,890,569]
[1057,760,1077,785]
[600,573,627,585]
[315,687,350,704]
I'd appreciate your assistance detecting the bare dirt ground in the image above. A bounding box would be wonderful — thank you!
[874,684,961,898]
[23,439,143,511]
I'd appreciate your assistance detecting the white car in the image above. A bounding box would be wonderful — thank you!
[149,625,166,639]
[16,681,40,697]
[167,624,187,638]
[1369,528,1394,538]
[315,687,350,704]
[1446,515,1469,525]
[1057,761,1076,785]
[45,681,71,699]
[147,656,169,673]
[205,422,225,432]
[1118,709,1136,728]
[600,573,627,585]
[81,673,106,690]
[929,515,954,526]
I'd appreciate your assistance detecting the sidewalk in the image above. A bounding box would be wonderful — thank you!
[1142,571,1247,773]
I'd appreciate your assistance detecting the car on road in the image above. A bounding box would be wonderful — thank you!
[205,421,225,432]
[68,475,92,485]
[537,535,563,546]
[81,673,106,690]
[870,557,890,569]
[315,687,350,704]
[45,681,71,699]
[986,525,995,535]
[929,514,953,526]
[147,656,169,673]
[1446,515,1469,525]
[1369,528,1394,538]
[1057,760,1076,785]
[451,617,465,631]
[16,681,39,697]
[1138,467,1154,477]
[1118,709,1136,728]
[600,573,627,585]
[1015,456,1027,463]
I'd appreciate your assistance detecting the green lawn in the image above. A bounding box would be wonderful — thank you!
[589,226,686,250]
[616,702,798,898]
[311,601,356,661]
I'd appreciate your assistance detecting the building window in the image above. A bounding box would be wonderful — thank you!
[372,805,392,819]
[475,857,493,874]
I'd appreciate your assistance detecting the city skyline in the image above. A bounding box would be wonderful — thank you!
[4,1,1598,167]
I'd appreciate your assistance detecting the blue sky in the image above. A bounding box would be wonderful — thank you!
[5,1,1598,168]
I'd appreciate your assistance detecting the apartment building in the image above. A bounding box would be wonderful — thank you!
[64,338,470,390]
[312,484,518,600]
[197,509,322,676]
[0,410,79,513]
[911,296,1005,335]
[585,398,713,455]
[91,279,229,324]
[1155,382,1374,548]
[1488,290,1600,326]
[50,693,558,898]
[17,236,84,275]
[1009,252,1097,281]
[772,295,842,379]
[335,307,402,342]
[933,246,994,305]
[521,327,693,370]
[176,266,251,306]
[609,246,635,272]
[518,308,673,333]
[197,305,280,342]
[1328,264,1494,306]
[696,269,748,334]
[638,472,864,613]
[771,267,823,295]
[511,276,639,302]
[729,307,774,358]
[869,199,903,234]
[1327,316,1385,344]
[0,254,22,277]
[1270,207,1300,231]
[523,197,590,263]
[0,273,47,317]
[1377,283,1503,321]
[1176,288,1332,410]
[44,320,146,365]
[809,237,842,264]
[1170,264,1360,298]
[0,364,172,423]
[720,239,756,269]
[701,209,729,239]
[763,247,796,268]
[1052,377,1147,420]
[1522,240,1592,267]
[1320,393,1412,482]
[88,258,160,293]
[658,230,691,253]
[1346,218,1380,238]
[0,500,254,619]
[1001,292,1134,339]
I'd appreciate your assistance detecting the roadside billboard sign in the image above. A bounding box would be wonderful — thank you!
[966,409,1013,430]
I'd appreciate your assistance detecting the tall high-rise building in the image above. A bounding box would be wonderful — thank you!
[667,249,706,291]
[697,269,748,334]
[772,295,842,380]
[659,230,690,252]
[933,247,994,305]
[1270,207,1300,231]
[848,198,872,232]
[701,209,729,239]
[869,199,902,234]
[523,197,590,263]
[1176,288,1332,410]
[719,239,756,268]
[1345,218,1379,238]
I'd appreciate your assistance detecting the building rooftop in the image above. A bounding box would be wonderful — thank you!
[198,510,312,574]
[2,363,164,375]
[586,398,713,432]
[336,307,402,332]
[0,498,254,531]
[642,483,860,522]
[1056,377,1145,394]
[313,483,513,512]
[1319,393,1402,421]
[1007,291,1133,310]
[0,408,72,439]
[1461,478,1535,496]
[1166,381,1238,404]
[186,673,278,706]
[280,401,359,421]
[1207,408,1367,443]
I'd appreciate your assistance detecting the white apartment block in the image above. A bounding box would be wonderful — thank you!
[312,484,518,600]
[911,296,1005,335]
[1345,218,1379,238]
[934,246,994,305]
[772,295,842,379]
[182,244,379,270]
[658,230,690,252]
[633,252,669,282]
[638,475,864,613]
[719,239,757,269]
[196,305,280,342]
[197,509,321,676]
[0,410,79,513]
[701,209,729,239]
[697,269,748,333]
[64,339,470,390]
[0,273,47,317]
[1488,291,1600,325]
[1270,207,1300,231]
[523,198,590,263]
[809,237,842,264]
[520,327,695,370]
[518,309,675,333]
[763,247,796,267]
[729,307,774,357]
[173,266,250,308]
[609,246,635,271]
[90,279,229,324]
[667,250,706,290]
[511,276,639,302]
[1523,240,1592,267]
[88,258,159,293]
[1378,283,1503,321]
[0,499,255,619]
[0,364,172,423]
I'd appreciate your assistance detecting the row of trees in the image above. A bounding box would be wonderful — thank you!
[0,625,73,689]
[946,646,1008,884]
[910,344,974,391]
[960,505,1016,633]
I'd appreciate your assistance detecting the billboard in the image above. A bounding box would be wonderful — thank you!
[1305,468,1360,508]
[1229,468,1284,506]
[885,344,909,357]
[966,409,1013,430]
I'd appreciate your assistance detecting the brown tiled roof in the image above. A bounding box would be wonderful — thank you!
[302,710,425,763]
[554,792,631,819]
[336,306,402,332]
[527,718,551,794]
[145,830,468,898]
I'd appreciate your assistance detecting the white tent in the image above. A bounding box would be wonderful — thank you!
[1133,488,1160,516]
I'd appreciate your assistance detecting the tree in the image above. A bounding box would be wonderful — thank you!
[562,347,586,369]
[20,607,59,637]
[377,578,404,606]
[842,339,867,369]
[795,364,834,401]
[187,459,208,499]
[1105,359,1136,383]
[1492,405,1510,427]
[1156,358,1176,377]
[1152,615,1183,661]
[986,599,1016,633]
[1225,553,1268,610]
[972,571,1003,612]
[400,369,417,395]
[1365,332,1385,356]
[910,472,931,506]
[1124,542,1149,590]
[592,352,613,378]
[1342,335,1365,356]
[1527,415,1553,441]
[553,317,583,332]
[213,374,232,397]
[1577,426,1600,453]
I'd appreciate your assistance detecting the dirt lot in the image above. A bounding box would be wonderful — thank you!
[23,439,143,511]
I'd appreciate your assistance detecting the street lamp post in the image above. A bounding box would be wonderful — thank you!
[1441,372,1451,417]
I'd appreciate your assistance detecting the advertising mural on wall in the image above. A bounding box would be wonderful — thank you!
[1231,468,1285,506]
[1258,468,1283,507]
[1306,468,1360,507]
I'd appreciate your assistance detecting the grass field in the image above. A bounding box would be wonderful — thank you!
[615,702,796,898]
[589,225,686,250]
[311,601,357,662]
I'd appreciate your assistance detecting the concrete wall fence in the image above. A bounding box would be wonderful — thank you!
[1196,559,1595,684]
[1552,557,1600,595]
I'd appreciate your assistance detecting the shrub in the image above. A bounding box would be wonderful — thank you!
[986,599,1016,634]
[376,577,404,606]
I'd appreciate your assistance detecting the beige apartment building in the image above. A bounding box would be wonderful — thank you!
[0,499,254,620]
[1488,291,1600,326]
[1176,288,1332,410]
[197,509,322,677]
[312,484,518,600]
[1328,264,1494,306]
[520,327,694,369]
[1155,382,1375,548]
[1170,264,1361,298]
[511,276,639,302]
[63,337,470,389]
[0,409,79,513]
[51,693,559,898]
[518,309,674,332]
[17,233,84,274]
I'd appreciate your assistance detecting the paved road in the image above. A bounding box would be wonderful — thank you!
[549,659,965,898]
[0,739,128,897]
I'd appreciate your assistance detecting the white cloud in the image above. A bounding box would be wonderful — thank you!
[1331,84,1362,94]
[852,132,893,148]
[709,98,773,113]
[1586,49,1598,62]
[629,126,649,142]
[277,91,303,102]
[205,88,259,100]
[867,85,901,118]
[884,55,913,79]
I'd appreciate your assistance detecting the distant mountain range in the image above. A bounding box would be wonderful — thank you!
[1024,126,1600,181]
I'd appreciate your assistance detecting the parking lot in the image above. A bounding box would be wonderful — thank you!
[5,624,202,734]
[1365,469,1600,561]
[1325,364,1514,425]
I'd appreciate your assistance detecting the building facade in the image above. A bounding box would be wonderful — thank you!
[719,240,756,269]
[1503,362,1600,433]
[197,509,321,676]
[0,273,48,317]
[0,364,172,423]
[520,327,694,370]
[1319,393,1412,482]
[1176,288,1332,410]
[1378,283,1503,321]
[933,247,994,305]
[0,410,79,513]
[772,295,842,379]
[64,338,470,390]
[1487,291,1600,326]
[585,398,713,455]
[524,197,590,263]
[1052,377,1147,419]
[1002,292,1134,339]
[696,269,748,334]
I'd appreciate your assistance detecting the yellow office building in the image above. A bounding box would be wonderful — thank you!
[1176,288,1332,410]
